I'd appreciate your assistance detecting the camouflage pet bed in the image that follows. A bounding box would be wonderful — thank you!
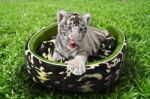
[38,34,116,63]
[25,23,127,92]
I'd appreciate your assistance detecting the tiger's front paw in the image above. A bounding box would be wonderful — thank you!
[68,58,86,75]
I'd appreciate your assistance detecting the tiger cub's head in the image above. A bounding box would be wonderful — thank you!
[57,10,91,49]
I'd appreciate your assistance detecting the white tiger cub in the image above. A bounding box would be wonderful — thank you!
[52,10,108,75]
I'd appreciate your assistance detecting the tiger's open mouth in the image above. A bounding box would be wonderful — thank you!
[67,42,77,48]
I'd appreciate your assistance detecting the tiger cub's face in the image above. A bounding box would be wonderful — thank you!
[57,10,91,49]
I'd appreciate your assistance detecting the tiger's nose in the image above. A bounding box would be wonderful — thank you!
[68,37,75,43]
[68,34,77,42]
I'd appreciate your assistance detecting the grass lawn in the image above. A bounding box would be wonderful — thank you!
[0,0,150,98]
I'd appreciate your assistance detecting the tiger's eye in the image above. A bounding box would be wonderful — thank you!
[80,28,83,31]
[68,26,71,30]
[61,31,68,36]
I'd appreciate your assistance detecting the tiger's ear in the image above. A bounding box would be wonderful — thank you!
[57,10,67,24]
[83,13,91,25]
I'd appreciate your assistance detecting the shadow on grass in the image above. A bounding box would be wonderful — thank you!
[17,46,145,98]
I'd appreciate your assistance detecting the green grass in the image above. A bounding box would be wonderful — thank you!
[0,0,150,98]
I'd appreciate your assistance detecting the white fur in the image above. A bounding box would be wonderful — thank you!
[53,10,108,75]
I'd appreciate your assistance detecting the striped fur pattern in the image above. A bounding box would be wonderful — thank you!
[52,10,108,75]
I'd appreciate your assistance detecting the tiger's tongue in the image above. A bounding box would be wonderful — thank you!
[68,42,77,48]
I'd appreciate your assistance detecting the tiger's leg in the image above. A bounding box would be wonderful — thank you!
[68,52,87,75]
[52,51,63,61]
